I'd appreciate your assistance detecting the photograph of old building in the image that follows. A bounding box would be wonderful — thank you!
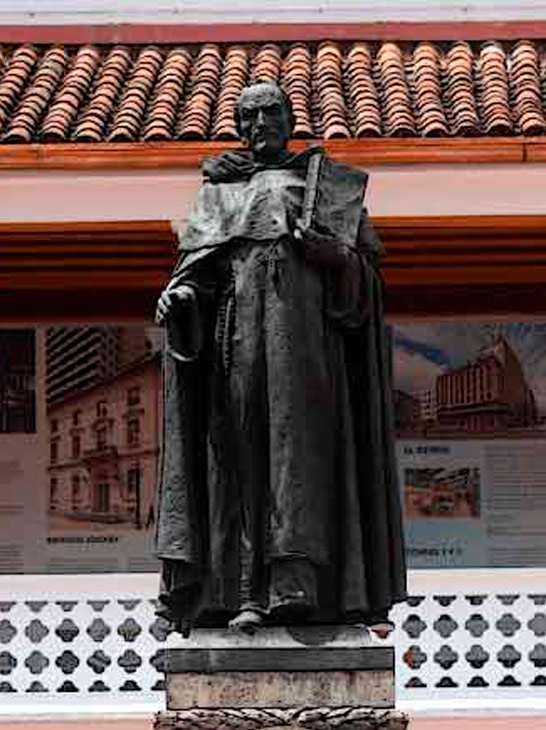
[47,326,161,531]
[0,329,36,433]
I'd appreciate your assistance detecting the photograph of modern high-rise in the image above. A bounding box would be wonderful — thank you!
[0,329,36,433]
[393,323,546,437]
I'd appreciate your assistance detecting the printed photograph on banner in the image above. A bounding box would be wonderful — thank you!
[45,325,162,536]
[397,440,487,568]
[404,465,481,519]
[0,329,36,433]
[392,322,546,439]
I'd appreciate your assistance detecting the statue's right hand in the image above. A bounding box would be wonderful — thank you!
[155,285,194,326]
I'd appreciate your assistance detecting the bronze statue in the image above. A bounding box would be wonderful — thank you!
[155,82,406,635]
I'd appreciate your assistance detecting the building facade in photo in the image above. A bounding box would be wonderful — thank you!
[436,336,537,432]
[47,328,161,530]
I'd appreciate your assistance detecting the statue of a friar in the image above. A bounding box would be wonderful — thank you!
[155,81,406,636]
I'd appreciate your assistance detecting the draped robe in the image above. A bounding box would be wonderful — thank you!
[155,149,406,628]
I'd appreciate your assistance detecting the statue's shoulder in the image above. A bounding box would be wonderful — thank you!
[201,150,254,184]
[201,147,324,184]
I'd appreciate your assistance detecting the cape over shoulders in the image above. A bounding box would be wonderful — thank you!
[201,146,321,184]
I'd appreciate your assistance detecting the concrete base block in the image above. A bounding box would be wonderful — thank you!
[167,668,393,709]
[160,625,405,727]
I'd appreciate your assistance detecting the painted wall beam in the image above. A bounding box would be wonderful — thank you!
[2,216,546,321]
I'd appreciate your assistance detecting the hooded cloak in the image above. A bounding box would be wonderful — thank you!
[155,148,406,629]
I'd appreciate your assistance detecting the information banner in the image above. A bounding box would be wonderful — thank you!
[393,321,546,568]
[3,320,546,573]
[0,324,162,574]
[0,328,45,573]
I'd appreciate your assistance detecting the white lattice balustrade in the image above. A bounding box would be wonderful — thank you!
[0,569,545,715]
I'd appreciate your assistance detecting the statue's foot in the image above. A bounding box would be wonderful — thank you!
[367,613,395,639]
[174,619,192,638]
[155,605,193,638]
[228,609,264,635]
[269,599,314,625]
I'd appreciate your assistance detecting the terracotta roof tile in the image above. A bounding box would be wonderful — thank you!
[40,45,100,142]
[444,41,480,136]
[510,40,546,135]
[477,41,513,135]
[376,42,416,137]
[412,42,449,137]
[212,45,249,140]
[108,46,163,142]
[282,43,313,138]
[73,46,132,142]
[315,41,350,139]
[143,47,192,141]
[345,42,381,137]
[0,40,546,143]
[4,46,68,142]
[0,45,39,134]
[251,43,282,83]
[176,44,223,140]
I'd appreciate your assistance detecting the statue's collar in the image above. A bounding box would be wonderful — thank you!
[202,147,322,183]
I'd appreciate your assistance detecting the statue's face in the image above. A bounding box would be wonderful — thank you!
[238,84,291,161]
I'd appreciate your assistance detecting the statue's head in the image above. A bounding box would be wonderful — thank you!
[235,81,294,162]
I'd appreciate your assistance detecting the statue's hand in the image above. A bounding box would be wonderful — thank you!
[155,285,195,326]
[294,220,351,270]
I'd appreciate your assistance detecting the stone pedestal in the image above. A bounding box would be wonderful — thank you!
[155,626,409,730]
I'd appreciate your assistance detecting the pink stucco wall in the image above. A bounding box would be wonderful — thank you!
[1,163,545,224]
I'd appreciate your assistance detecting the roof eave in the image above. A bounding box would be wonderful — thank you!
[2,20,546,44]
[0,137,543,171]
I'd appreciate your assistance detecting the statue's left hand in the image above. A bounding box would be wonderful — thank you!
[294,220,351,270]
